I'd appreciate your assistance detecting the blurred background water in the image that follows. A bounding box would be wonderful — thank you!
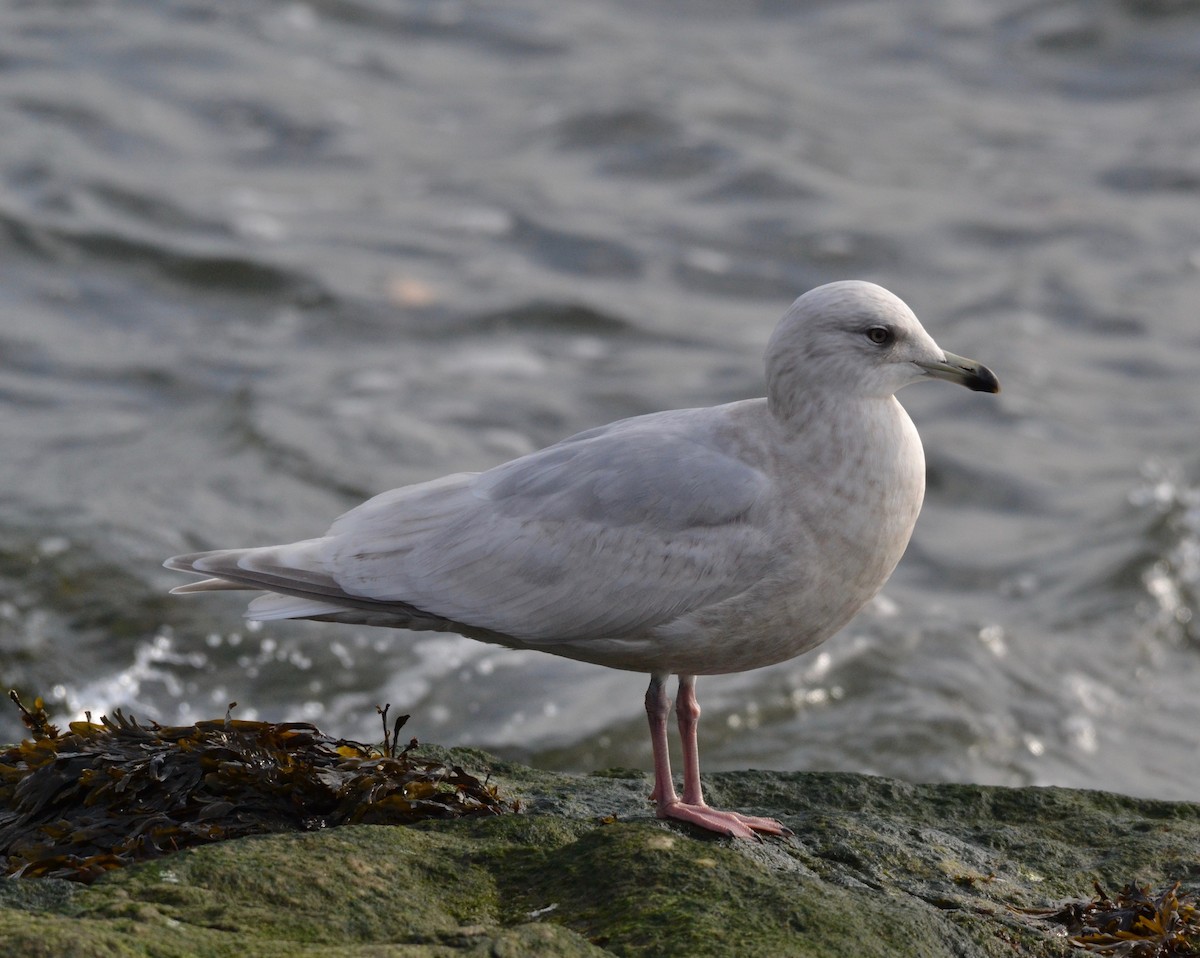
[2,0,1200,802]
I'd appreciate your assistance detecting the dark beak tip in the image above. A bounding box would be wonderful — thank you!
[968,365,1001,394]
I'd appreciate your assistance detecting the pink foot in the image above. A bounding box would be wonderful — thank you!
[644,675,792,841]
[657,800,792,840]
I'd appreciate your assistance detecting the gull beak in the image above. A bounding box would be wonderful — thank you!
[916,351,1000,394]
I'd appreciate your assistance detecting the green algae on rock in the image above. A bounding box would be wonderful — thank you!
[4,750,1199,957]
[4,695,1200,957]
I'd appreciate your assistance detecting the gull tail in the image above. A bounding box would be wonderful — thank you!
[164,539,365,622]
[165,539,337,595]
[164,541,495,636]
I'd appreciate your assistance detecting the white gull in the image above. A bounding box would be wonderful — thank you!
[166,280,999,839]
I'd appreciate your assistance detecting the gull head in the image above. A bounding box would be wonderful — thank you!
[765,280,999,416]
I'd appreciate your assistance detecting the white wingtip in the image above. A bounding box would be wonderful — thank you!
[246,593,349,621]
[170,577,252,595]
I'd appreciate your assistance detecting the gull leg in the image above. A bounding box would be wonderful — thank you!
[645,673,680,807]
[646,674,791,840]
[676,673,705,806]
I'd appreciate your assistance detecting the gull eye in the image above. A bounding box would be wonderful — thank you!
[865,325,894,346]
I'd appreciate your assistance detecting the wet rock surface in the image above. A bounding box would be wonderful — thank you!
[2,747,1198,957]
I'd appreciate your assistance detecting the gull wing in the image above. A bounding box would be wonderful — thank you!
[169,411,777,644]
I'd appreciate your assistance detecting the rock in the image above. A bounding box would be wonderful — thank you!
[1,746,1197,957]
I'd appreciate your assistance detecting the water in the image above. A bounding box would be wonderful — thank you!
[2,0,1200,802]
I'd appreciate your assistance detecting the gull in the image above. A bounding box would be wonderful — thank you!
[166,280,999,839]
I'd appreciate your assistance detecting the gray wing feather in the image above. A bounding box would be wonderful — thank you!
[169,412,777,644]
[325,423,774,641]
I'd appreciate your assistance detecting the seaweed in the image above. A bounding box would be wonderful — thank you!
[1024,880,1200,956]
[0,693,510,883]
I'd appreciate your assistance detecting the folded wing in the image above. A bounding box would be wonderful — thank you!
[166,414,777,646]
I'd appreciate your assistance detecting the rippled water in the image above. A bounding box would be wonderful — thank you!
[2,0,1200,801]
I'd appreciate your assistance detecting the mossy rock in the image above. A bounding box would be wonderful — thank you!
[2,751,1199,957]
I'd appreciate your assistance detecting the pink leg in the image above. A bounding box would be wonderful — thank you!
[644,674,791,840]
[644,673,680,807]
[676,674,705,805]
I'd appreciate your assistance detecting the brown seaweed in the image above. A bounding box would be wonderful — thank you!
[1024,880,1200,956]
[0,693,510,883]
